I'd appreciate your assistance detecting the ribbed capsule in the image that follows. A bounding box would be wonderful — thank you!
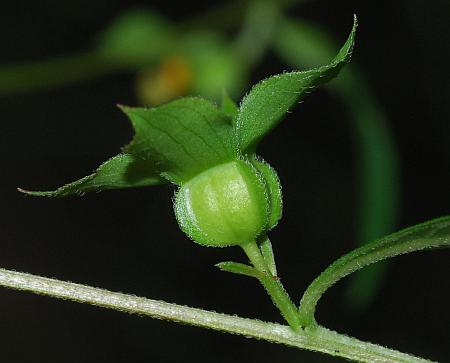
[174,160,272,247]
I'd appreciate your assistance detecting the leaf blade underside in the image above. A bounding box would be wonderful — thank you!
[19,153,164,197]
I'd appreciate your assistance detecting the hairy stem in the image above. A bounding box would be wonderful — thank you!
[0,267,432,362]
[298,216,450,327]
[241,241,302,331]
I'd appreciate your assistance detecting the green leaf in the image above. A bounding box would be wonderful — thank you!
[121,97,237,184]
[221,91,239,122]
[96,8,174,68]
[259,236,277,276]
[215,261,263,279]
[251,156,282,230]
[298,216,450,327]
[19,154,164,197]
[274,16,401,311]
[235,15,357,154]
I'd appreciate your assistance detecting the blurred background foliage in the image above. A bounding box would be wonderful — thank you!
[0,0,449,362]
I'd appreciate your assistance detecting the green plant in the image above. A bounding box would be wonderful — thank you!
[0,1,402,308]
[2,15,448,362]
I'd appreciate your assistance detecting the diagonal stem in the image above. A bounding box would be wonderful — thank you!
[241,240,302,331]
[0,267,432,362]
[298,216,450,327]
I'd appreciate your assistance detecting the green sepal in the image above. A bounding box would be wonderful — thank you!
[18,153,165,197]
[235,15,357,154]
[259,236,277,276]
[221,90,239,123]
[215,261,263,279]
[251,156,282,230]
[121,97,237,184]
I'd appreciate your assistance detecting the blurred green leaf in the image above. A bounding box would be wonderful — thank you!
[180,32,247,100]
[235,0,281,67]
[0,6,247,99]
[0,8,174,95]
[274,16,400,310]
[121,97,237,183]
[236,16,357,154]
[298,216,450,326]
[96,8,174,68]
[274,18,336,66]
[19,154,165,197]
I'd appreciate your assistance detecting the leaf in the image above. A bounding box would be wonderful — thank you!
[298,216,450,327]
[215,261,263,279]
[274,16,401,311]
[19,154,165,197]
[235,15,357,154]
[259,236,277,276]
[96,8,174,68]
[121,97,237,184]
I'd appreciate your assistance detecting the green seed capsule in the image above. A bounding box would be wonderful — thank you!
[175,160,270,247]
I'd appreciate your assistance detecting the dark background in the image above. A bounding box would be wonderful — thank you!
[1,0,449,362]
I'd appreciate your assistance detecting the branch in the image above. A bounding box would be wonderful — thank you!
[298,216,450,327]
[0,268,432,362]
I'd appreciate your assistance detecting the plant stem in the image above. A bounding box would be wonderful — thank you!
[241,240,270,272]
[298,216,450,327]
[241,241,302,331]
[0,267,432,362]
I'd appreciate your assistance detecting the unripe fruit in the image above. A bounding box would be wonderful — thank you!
[175,160,269,247]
